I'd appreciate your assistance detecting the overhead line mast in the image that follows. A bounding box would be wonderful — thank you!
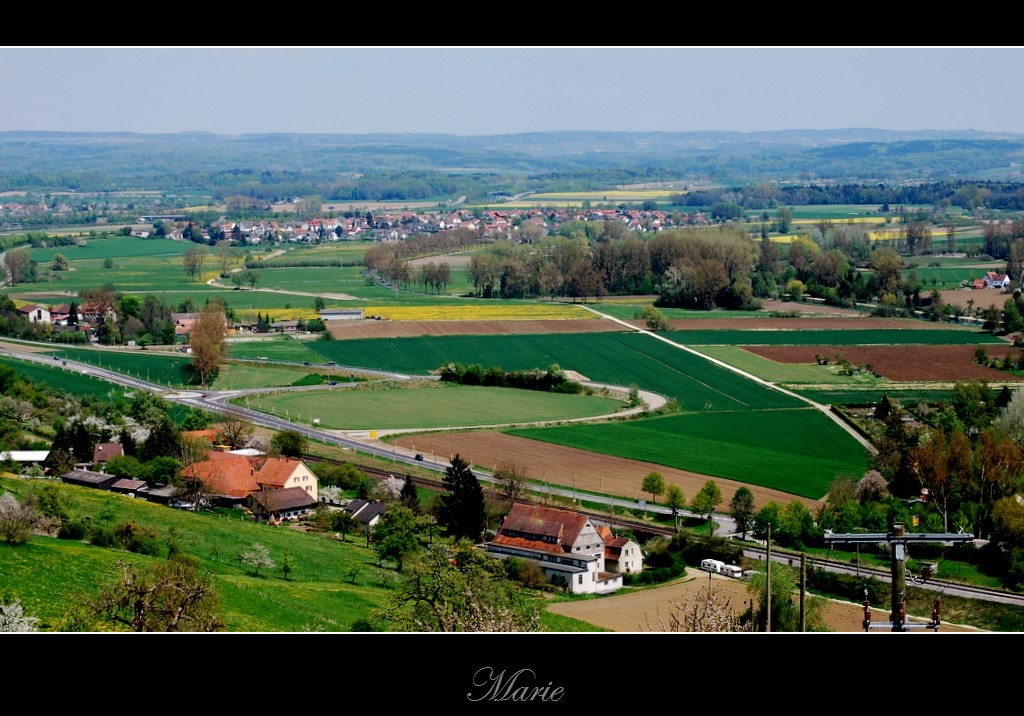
[823,522,974,632]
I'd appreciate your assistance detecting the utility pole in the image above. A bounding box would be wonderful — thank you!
[765,523,772,633]
[823,522,974,632]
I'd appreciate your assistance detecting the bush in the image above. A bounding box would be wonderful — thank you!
[806,567,887,604]
[505,557,548,589]
[88,525,115,548]
[127,534,163,557]
[58,519,88,540]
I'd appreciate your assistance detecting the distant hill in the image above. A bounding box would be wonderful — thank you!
[1,129,1023,191]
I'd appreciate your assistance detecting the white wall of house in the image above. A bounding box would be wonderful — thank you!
[615,539,643,574]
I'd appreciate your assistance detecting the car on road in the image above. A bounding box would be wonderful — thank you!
[415,453,424,461]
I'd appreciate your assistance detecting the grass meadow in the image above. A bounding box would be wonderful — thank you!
[0,476,583,632]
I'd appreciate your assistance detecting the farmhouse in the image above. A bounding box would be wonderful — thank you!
[984,271,1011,290]
[17,304,50,324]
[248,486,318,523]
[179,451,319,507]
[485,503,632,594]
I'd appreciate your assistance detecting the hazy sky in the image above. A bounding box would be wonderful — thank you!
[2,47,1022,136]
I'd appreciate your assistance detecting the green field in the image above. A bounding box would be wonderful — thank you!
[50,346,196,387]
[0,355,135,400]
[298,332,804,410]
[238,383,627,430]
[691,346,870,383]
[507,408,871,499]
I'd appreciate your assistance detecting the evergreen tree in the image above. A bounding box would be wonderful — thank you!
[400,474,421,514]
[436,453,485,542]
[140,415,182,462]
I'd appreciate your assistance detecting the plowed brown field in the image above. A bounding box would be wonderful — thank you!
[744,344,1020,382]
[390,432,824,511]
[326,318,626,339]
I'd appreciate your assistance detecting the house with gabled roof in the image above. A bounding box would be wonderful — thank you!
[596,525,643,575]
[180,451,319,507]
[984,271,1011,290]
[17,304,50,324]
[248,486,318,523]
[255,456,318,502]
[485,503,628,594]
[342,498,387,531]
[92,442,124,471]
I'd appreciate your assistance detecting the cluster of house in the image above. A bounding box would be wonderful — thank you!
[52,435,323,524]
[17,433,643,593]
[160,206,693,247]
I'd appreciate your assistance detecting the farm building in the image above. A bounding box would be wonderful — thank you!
[485,503,638,594]
[319,308,365,321]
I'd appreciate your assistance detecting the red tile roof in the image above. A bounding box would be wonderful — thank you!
[492,503,592,555]
[181,453,260,498]
[256,457,302,487]
[93,442,124,464]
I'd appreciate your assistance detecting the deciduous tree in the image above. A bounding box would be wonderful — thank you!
[729,486,755,540]
[183,245,207,281]
[642,471,665,504]
[664,484,686,532]
[92,557,224,632]
[0,600,38,632]
[0,491,42,544]
[376,541,540,632]
[270,429,307,458]
[373,505,423,572]
[494,460,528,504]
[189,302,227,386]
[239,542,275,577]
[691,480,722,535]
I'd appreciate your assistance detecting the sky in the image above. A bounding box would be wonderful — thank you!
[2,47,1023,136]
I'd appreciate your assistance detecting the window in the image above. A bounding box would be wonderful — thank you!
[577,575,583,585]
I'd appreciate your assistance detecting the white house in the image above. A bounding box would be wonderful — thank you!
[984,271,1011,290]
[17,304,50,324]
[485,503,637,594]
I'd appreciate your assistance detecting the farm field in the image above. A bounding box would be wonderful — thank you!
[238,382,628,431]
[503,408,869,499]
[743,344,1023,382]
[325,317,622,340]
[390,431,826,512]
